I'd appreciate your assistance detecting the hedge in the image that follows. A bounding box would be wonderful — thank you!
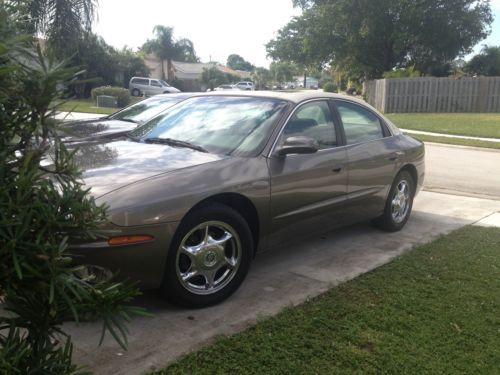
[91,86,131,107]
[322,82,338,93]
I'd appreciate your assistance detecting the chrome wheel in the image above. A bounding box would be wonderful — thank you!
[391,180,410,223]
[175,221,241,295]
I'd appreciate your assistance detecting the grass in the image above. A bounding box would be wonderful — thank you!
[56,99,117,115]
[156,226,500,374]
[408,133,500,150]
[386,113,500,139]
[55,97,143,115]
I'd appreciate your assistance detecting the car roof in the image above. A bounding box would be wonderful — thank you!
[195,90,364,105]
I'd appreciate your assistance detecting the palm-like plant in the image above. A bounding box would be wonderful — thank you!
[143,25,199,81]
[26,0,97,56]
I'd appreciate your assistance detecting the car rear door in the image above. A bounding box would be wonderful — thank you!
[267,100,348,241]
[332,99,398,219]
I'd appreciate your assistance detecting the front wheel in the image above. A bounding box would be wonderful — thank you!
[372,170,414,232]
[161,204,252,307]
[131,88,141,97]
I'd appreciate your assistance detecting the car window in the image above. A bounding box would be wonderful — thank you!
[335,101,385,145]
[132,78,148,85]
[130,96,288,157]
[150,80,161,87]
[160,80,170,87]
[282,101,337,149]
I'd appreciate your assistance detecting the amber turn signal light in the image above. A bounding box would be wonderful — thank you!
[108,235,154,246]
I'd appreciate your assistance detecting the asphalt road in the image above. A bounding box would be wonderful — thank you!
[424,143,500,199]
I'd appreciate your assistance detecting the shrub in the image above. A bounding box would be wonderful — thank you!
[323,82,338,93]
[1,5,144,372]
[91,86,131,107]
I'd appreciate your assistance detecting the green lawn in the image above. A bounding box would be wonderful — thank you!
[54,97,143,115]
[408,133,500,150]
[387,113,500,139]
[157,226,500,374]
[55,99,117,115]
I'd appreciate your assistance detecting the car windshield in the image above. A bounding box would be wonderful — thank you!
[110,96,184,125]
[160,80,170,87]
[130,96,289,157]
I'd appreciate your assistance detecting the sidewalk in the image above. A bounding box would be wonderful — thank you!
[401,128,500,143]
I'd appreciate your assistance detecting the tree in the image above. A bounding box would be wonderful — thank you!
[226,54,254,71]
[465,45,500,76]
[142,25,199,81]
[70,32,149,97]
[0,4,144,372]
[270,61,298,83]
[267,0,493,79]
[201,65,235,90]
[251,67,272,90]
[24,0,97,57]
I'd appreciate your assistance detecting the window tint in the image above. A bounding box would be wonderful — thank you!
[132,78,149,85]
[150,80,161,87]
[335,101,385,145]
[282,101,336,149]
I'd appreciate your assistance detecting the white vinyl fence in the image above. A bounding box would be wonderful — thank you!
[365,77,500,113]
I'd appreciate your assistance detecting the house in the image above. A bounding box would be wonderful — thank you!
[143,54,249,92]
[294,76,319,89]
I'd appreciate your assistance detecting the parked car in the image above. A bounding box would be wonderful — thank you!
[129,77,180,97]
[71,91,425,307]
[60,93,193,142]
[234,81,254,90]
[211,84,238,91]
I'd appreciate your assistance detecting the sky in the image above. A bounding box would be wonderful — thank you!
[94,0,500,68]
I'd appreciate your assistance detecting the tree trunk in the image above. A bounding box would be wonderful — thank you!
[160,58,166,81]
[167,59,173,82]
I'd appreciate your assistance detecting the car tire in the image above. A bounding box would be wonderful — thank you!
[163,91,171,94]
[131,88,141,97]
[372,170,414,232]
[161,203,253,307]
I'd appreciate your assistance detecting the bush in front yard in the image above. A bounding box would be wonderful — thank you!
[91,86,131,107]
[322,82,338,93]
[1,5,144,373]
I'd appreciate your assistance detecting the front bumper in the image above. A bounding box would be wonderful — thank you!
[70,221,180,289]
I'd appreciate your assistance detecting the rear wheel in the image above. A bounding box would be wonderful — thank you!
[161,204,252,307]
[131,88,141,97]
[372,170,414,232]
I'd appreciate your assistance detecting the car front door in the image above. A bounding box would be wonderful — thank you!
[333,99,398,220]
[267,100,348,243]
[149,79,163,95]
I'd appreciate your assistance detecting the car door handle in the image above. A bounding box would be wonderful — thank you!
[332,166,343,173]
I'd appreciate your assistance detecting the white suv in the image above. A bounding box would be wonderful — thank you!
[234,81,254,91]
[129,77,180,96]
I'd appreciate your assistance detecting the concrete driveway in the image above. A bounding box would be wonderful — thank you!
[70,143,500,374]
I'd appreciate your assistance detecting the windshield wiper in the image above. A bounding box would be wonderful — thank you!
[143,137,208,153]
[118,118,138,123]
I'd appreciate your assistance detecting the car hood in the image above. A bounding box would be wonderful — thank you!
[61,118,138,142]
[74,139,226,198]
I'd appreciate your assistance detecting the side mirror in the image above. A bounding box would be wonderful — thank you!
[276,136,319,156]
